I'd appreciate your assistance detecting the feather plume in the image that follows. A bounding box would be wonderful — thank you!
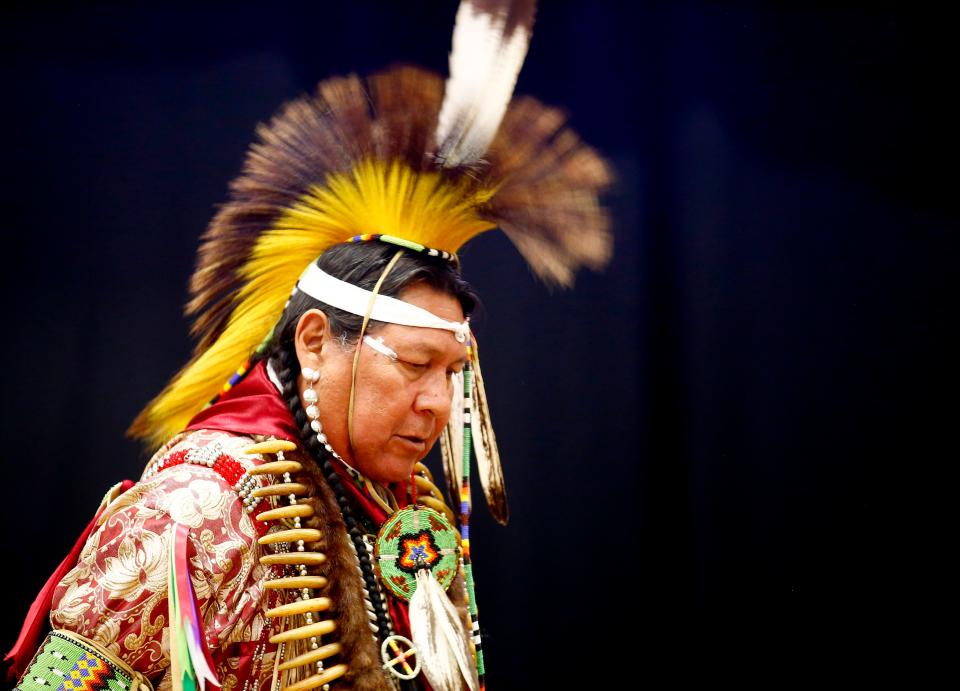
[409,570,479,691]
[129,71,496,445]
[435,0,536,168]
[440,370,465,509]
[470,342,508,525]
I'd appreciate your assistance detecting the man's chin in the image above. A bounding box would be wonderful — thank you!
[360,453,419,486]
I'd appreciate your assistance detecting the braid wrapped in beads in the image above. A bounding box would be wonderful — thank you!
[270,345,392,691]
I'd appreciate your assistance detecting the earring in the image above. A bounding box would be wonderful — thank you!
[301,366,343,463]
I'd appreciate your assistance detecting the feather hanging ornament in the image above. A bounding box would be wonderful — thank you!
[409,569,479,691]
[469,339,508,525]
[441,339,508,525]
[440,370,465,513]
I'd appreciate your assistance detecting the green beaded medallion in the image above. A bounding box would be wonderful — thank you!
[374,505,460,601]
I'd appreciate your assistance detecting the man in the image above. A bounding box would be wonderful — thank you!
[8,2,611,689]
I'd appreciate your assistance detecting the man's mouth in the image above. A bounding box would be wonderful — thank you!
[396,434,428,452]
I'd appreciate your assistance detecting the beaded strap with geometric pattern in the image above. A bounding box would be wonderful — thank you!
[15,629,152,691]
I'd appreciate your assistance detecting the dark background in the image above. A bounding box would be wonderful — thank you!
[1,1,951,685]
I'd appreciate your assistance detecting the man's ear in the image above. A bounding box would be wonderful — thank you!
[294,309,330,372]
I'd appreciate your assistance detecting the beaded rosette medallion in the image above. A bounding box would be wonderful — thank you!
[374,505,460,600]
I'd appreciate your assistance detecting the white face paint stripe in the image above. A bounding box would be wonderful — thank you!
[298,263,469,342]
[363,335,398,361]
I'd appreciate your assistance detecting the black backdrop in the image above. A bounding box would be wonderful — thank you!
[2,2,951,685]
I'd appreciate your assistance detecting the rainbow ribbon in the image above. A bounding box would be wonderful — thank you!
[168,523,220,691]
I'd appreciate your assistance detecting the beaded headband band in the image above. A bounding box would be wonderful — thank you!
[348,234,459,265]
[297,262,470,343]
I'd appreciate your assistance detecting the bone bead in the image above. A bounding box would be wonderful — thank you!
[282,664,349,691]
[256,504,314,521]
[258,528,323,545]
[265,596,332,619]
[263,576,328,590]
[269,620,336,645]
[251,482,308,498]
[242,440,297,455]
[277,642,343,672]
[414,462,435,482]
[259,552,327,566]
[248,460,303,476]
[413,475,442,498]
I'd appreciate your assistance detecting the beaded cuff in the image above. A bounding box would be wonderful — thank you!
[15,629,153,691]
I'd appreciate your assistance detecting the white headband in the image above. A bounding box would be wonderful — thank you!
[297,263,469,342]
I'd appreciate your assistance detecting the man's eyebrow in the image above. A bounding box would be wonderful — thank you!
[394,341,466,364]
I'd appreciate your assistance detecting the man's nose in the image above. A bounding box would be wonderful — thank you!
[413,371,451,418]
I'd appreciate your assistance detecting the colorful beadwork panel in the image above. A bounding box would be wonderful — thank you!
[374,506,460,601]
[16,632,132,691]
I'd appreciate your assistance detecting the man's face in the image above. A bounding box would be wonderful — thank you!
[306,282,467,484]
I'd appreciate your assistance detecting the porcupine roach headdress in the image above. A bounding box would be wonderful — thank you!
[129,0,611,520]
